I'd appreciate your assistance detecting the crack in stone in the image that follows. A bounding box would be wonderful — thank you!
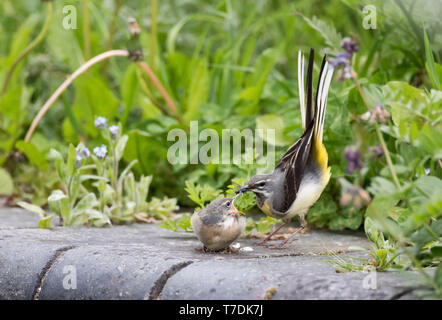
[389,287,418,300]
[146,261,193,300]
[32,245,75,300]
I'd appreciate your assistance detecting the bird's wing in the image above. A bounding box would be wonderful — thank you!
[274,122,315,213]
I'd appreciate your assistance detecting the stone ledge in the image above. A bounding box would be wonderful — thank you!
[0,208,418,300]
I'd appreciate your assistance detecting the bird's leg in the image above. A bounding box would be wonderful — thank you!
[268,226,304,249]
[297,214,309,234]
[268,213,309,248]
[254,221,290,246]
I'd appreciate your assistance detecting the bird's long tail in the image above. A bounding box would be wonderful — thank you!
[298,49,334,142]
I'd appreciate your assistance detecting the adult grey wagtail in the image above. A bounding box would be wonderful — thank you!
[238,48,334,247]
[191,195,246,251]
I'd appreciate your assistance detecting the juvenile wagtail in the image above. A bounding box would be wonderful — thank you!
[239,49,334,247]
[191,195,246,251]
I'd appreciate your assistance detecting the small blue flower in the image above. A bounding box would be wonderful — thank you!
[75,146,91,167]
[79,147,90,159]
[93,144,108,159]
[76,154,83,168]
[94,116,108,129]
[109,125,119,138]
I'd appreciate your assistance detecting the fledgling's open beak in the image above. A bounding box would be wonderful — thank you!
[230,204,241,215]
[230,194,242,215]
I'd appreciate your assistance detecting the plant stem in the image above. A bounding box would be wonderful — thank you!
[374,124,401,190]
[351,72,401,190]
[1,2,53,96]
[83,0,91,59]
[149,0,158,70]
[101,0,123,76]
[136,61,179,117]
[24,51,180,142]
[24,49,129,142]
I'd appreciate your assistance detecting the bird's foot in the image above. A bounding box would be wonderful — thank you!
[254,239,270,246]
[295,226,309,234]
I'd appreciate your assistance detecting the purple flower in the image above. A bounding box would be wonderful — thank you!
[341,37,359,54]
[344,146,363,174]
[94,116,108,129]
[329,53,352,68]
[370,145,384,158]
[109,125,119,138]
[93,144,107,159]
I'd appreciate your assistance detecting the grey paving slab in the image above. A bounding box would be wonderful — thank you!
[161,256,418,300]
[38,245,190,300]
[0,241,64,299]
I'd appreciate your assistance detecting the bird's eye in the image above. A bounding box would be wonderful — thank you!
[257,181,266,187]
[225,201,231,207]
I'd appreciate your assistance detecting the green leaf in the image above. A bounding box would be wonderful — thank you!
[15,140,48,170]
[183,58,209,123]
[430,246,442,257]
[0,86,28,165]
[62,74,119,142]
[115,135,128,161]
[48,148,66,182]
[121,64,139,125]
[17,201,45,218]
[38,215,53,229]
[302,15,342,49]
[67,144,76,176]
[72,193,99,216]
[0,168,14,195]
[256,114,291,146]
[423,29,440,90]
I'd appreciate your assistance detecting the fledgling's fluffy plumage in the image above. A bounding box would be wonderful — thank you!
[191,197,246,251]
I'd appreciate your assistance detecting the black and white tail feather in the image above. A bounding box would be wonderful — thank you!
[274,48,334,213]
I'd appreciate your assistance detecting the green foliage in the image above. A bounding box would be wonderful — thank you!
[46,145,110,227]
[16,201,53,228]
[0,0,441,298]
[184,181,222,209]
[159,213,192,233]
[244,216,281,235]
[0,167,14,195]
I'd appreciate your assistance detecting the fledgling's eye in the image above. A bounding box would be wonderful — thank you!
[225,201,231,207]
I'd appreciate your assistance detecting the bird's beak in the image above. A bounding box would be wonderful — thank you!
[230,204,241,215]
[230,194,242,215]
[236,185,250,194]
